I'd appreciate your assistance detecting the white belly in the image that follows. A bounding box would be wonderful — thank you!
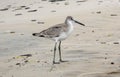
[52,32,68,42]
[53,20,74,42]
[53,25,74,42]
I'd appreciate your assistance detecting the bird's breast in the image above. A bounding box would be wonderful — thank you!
[66,22,74,36]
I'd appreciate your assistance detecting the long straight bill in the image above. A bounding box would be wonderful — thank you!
[74,20,85,26]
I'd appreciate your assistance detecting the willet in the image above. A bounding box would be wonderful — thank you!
[32,16,85,64]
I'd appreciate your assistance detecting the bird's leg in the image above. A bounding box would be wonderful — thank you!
[53,42,57,64]
[58,41,68,63]
[53,42,60,64]
[58,41,65,62]
[58,41,62,62]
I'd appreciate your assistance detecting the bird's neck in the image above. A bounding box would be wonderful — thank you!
[65,20,74,27]
[65,20,74,34]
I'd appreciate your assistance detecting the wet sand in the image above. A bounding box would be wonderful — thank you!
[0,0,120,77]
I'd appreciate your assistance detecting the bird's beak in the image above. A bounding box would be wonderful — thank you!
[73,20,85,26]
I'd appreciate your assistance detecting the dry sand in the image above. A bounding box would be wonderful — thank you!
[0,0,120,77]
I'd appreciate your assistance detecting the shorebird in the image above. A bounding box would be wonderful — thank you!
[32,16,85,64]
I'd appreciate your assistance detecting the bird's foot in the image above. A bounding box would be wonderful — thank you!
[59,60,68,63]
[53,61,60,65]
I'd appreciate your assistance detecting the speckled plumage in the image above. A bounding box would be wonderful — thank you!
[39,23,69,38]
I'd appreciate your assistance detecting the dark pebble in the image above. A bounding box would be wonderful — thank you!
[42,0,47,1]
[24,60,29,63]
[96,39,99,41]
[20,54,32,58]
[20,6,26,8]
[16,63,21,65]
[44,61,47,63]
[28,10,37,12]
[76,0,86,3]
[37,61,40,63]
[107,71,120,74]
[111,62,114,65]
[96,11,101,14]
[101,42,106,44]
[92,30,95,32]
[49,0,65,2]
[37,22,44,24]
[15,13,22,16]
[25,7,30,9]
[105,57,107,59]
[31,19,37,22]
[10,31,15,34]
[20,33,24,35]
[51,10,56,12]
[13,57,15,59]
[98,1,103,3]
[113,42,119,44]
[75,34,79,36]
[0,8,9,11]
[110,14,117,16]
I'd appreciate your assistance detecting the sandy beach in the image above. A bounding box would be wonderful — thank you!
[0,0,120,77]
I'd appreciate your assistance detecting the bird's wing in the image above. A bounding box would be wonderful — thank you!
[40,23,66,38]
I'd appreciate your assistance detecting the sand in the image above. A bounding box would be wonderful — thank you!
[0,0,120,77]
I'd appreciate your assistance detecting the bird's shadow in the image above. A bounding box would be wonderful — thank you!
[49,50,85,71]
